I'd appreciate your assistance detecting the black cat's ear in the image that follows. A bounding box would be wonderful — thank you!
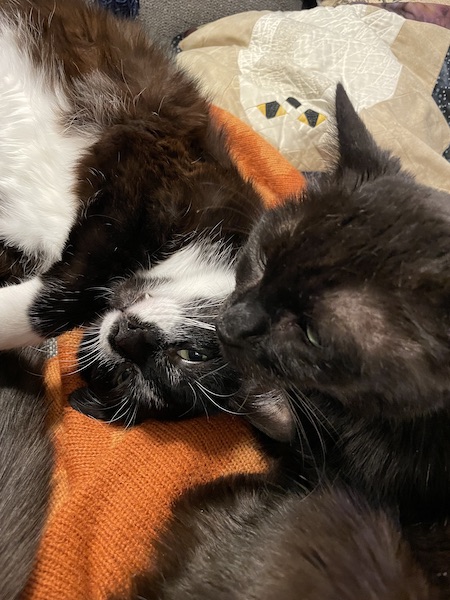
[334,83,400,181]
[239,389,296,443]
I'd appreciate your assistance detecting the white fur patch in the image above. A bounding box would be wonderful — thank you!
[0,17,95,270]
[0,277,44,349]
[98,309,122,356]
[97,242,236,356]
[127,242,236,332]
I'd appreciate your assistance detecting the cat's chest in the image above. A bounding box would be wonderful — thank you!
[0,17,96,271]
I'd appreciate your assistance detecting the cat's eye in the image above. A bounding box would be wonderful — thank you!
[115,365,133,385]
[176,348,210,363]
[306,323,321,348]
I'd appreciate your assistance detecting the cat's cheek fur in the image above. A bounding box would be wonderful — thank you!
[0,18,94,268]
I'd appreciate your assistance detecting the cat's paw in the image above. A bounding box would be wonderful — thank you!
[30,280,109,337]
[0,278,44,349]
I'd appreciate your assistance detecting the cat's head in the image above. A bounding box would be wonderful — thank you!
[217,84,450,441]
[70,240,239,425]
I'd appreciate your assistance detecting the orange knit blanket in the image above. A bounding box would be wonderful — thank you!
[23,107,306,600]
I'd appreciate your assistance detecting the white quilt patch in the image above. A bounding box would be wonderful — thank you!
[238,6,404,168]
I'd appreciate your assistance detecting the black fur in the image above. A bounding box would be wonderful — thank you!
[217,85,450,521]
[215,87,450,596]
[70,288,240,424]
[0,0,262,423]
[113,476,435,600]
[0,348,53,600]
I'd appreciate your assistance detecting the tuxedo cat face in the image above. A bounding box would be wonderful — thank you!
[70,242,239,424]
[217,85,450,439]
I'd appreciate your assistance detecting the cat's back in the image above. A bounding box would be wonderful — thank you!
[123,477,435,600]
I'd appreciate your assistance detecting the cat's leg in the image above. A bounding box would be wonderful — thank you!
[0,278,44,349]
[0,265,125,351]
[0,347,53,599]
[29,272,112,340]
[0,268,116,350]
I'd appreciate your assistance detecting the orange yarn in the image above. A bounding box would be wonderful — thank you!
[210,105,306,208]
[23,107,306,600]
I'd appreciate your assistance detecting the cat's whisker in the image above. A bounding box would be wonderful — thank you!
[194,382,244,416]
[183,383,204,418]
[184,300,223,309]
[300,392,337,435]
[182,312,219,319]
[124,401,138,429]
[195,381,236,399]
[183,317,215,331]
[85,286,115,297]
[287,389,327,479]
[29,345,49,354]
[131,402,139,428]
[198,395,210,419]
[85,393,104,406]
[233,391,251,413]
[61,346,104,375]
[197,362,229,381]
[108,400,130,425]
[77,344,101,359]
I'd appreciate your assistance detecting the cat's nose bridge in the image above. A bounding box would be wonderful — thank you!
[217,300,268,345]
[111,316,158,365]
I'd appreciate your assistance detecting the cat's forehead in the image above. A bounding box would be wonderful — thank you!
[120,242,235,335]
[257,178,450,278]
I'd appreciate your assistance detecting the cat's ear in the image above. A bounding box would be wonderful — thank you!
[239,388,296,443]
[334,84,401,181]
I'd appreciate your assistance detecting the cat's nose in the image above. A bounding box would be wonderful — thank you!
[217,301,268,345]
[110,316,158,365]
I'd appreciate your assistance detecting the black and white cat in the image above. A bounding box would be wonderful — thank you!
[0,0,261,348]
[0,0,262,418]
[216,85,450,527]
[70,239,241,424]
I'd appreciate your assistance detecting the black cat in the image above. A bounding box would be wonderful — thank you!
[113,476,435,600]
[112,88,447,599]
[215,85,450,593]
[217,85,450,522]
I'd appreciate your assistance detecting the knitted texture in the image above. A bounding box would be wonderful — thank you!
[23,106,306,600]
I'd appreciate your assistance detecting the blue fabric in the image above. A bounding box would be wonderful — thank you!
[96,0,139,18]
